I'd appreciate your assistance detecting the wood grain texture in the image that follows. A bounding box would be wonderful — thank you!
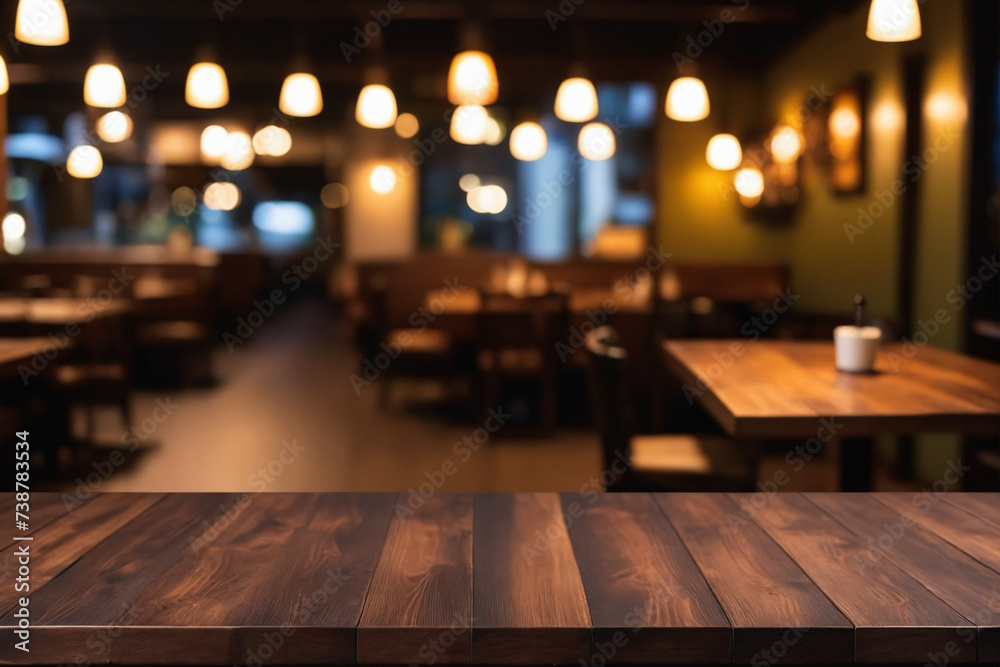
[942,492,1000,529]
[741,493,976,664]
[654,493,853,664]
[807,493,1000,664]
[0,493,164,617]
[562,492,731,664]
[472,493,591,665]
[116,493,395,665]
[875,492,1000,575]
[358,493,473,665]
[663,340,1000,437]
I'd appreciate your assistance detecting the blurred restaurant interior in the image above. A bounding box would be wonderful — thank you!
[0,0,997,495]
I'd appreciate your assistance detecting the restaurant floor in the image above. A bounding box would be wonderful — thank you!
[57,297,917,493]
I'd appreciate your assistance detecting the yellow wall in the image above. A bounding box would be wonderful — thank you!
[657,2,970,480]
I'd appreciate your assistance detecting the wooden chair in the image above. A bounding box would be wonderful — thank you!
[368,280,457,408]
[585,326,758,491]
[476,292,568,433]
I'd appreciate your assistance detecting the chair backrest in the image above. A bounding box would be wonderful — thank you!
[584,326,638,479]
[477,293,569,351]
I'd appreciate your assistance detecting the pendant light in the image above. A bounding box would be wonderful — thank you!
[450,105,489,145]
[866,0,921,42]
[15,0,69,46]
[578,122,615,161]
[356,66,397,129]
[96,111,132,143]
[185,48,229,109]
[555,77,598,123]
[706,134,742,171]
[509,121,547,162]
[448,51,498,105]
[84,56,126,108]
[447,23,498,105]
[67,145,103,179]
[0,55,9,95]
[665,77,710,121]
[279,66,323,118]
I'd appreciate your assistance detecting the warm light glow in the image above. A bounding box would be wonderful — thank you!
[394,113,419,138]
[734,167,764,198]
[96,111,133,143]
[67,145,103,178]
[356,84,398,129]
[484,118,505,146]
[204,182,241,211]
[467,184,508,214]
[321,183,349,209]
[925,91,967,123]
[706,134,742,171]
[15,0,69,46]
[185,62,229,109]
[84,63,126,108]
[252,125,292,157]
[872,99,904,132]
[665,77,710,121]
[200,125,229,162]
[830,108,860,138]
[770,125,802,164]
[578,122,616,161]
[450,104,489,145]
[0,56,9,95]
[554,77,598,122]
[370,165,396,194]
[2,213,26,239]
[459,173,480,192]
[866,0,921,42]
[279,73,323,117]
[220,130,254,171]
[509,122,547,161]
[447,51,498,105]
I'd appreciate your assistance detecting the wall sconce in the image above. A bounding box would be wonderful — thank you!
[828,80,868,194]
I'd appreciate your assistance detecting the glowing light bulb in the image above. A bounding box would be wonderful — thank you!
[770,125,802,164]
[734,167,764,198]
[84,63,127,108]
[185,61,229,109]
[665,77,710,121]
[554,77,598,122]
[200,125,228,162]
[252,125,292,157]
[866,0,921,42]
[370,165,396,194]
[509,122,547,162]
[450,104,489,145]
[578,122,616,161]
[96,111,133,143]
[706,134,742,171]
[67,145,103,178]
[356,84,398,129]
[394,113,419,138]
[279,73,323,117]
[220,130,254,171]
[447,51,498,105]
[15,0,69,46]
[204,182,241,211]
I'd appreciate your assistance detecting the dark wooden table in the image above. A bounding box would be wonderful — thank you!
[1,492,998,665]
[663,340,1000,490]
[0,338,58,380]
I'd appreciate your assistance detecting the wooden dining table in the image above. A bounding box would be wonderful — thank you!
[663,340,1000,490]
[0,338,61,381]
[1,491,998,666]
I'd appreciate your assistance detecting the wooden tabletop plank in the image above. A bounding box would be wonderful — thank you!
[875,492,1000,575]
[472,493,591,665]
[941,492,1000,529]
[0,494,164,618]
[663,341,1000,437]
[0,338,59,379]
[654,493,853,664]
[740,493,976,663]
[562,493,731,664]
[112,493,395,665]
[807,493,999,663]
[358,493,473,665]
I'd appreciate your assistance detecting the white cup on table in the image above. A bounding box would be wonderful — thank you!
[833,325,881,372]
